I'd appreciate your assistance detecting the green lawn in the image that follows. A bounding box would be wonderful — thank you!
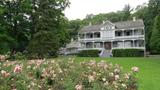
[72,57,160,90]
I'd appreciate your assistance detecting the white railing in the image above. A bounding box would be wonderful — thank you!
[79,35,144,41]
[112,47,145,49]
[114,35,144,39]
[78,48,103,51]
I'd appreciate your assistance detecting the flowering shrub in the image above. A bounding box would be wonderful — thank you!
[0,58,139,90]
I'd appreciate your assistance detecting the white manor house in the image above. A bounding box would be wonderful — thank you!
[62,18,145,57]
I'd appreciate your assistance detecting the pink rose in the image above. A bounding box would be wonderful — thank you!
[131,67,139,72]
[115,75,119,80]
[1,70,10,77]
[75,84,83,90]
[14,65,22,73]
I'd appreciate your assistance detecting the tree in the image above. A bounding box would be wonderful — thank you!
[0,0,31,52]
[27,0,70,58]
[150,16,160,54]
[67,19,81,40]
[121,4,133,21]
[133,3,148,19]
[27,31,59,58]
[144,0,160,51]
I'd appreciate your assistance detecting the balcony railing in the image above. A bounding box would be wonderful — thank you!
[112,46,145,49]
[79,35,144,41]
[114,35,144,39]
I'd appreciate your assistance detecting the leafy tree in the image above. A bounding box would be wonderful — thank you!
[133,3,148,19]
[0,0,31,52]
[68,19,81,40]
[150,16,160,54]
[144,0,160,51]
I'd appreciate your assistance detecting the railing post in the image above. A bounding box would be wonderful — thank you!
[133,39,135,48]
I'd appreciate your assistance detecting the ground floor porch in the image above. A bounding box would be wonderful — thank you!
[78,40,145,51]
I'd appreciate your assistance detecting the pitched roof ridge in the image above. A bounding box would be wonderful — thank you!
[114,19,143,24]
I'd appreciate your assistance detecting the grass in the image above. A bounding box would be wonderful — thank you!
[72,57,160,90]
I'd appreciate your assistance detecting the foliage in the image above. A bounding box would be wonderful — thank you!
[0,58,138,90]
[0,34,16,54]
[77,50,100,57]
[132,3,148,19]
[144,0,160,51]
[121,4,133,21]
[27,31,59,59]
[9,52,27,60]
[0,0,31,52]
[112,49,144,57]
[0,0,70,57]
[150,16,160,54]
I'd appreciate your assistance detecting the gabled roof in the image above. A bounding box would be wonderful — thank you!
[79,19,144,33]
[114,19,144,29]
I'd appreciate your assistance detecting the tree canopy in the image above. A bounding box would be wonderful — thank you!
[0,0,70,58]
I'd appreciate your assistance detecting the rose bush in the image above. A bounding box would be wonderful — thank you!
[0,58,138,90]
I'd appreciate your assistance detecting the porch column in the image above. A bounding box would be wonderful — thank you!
[102,41,105,49]
[92,32,94,38]
[84,33,87,40]
[92,41,95,48]
[133,40,135,48]
[123,40,125,48]
[85,42,87,49]
[111,41,113,49]
[132,29,135,36]
[122,30,125,37]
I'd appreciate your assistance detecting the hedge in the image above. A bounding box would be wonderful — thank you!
[77,50,100,57]
[112,49,144,57]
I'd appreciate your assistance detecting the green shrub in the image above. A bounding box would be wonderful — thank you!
[7,52,26,60]
[77,50,100,57]
[112,49,144,57]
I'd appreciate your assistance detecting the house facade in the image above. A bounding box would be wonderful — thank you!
[78,18,145,57]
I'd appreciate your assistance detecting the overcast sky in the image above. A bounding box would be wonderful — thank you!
[64,0,149,20]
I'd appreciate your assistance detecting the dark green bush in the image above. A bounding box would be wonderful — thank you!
[77,50,100,57]
[7,52,27,60]
[112,49,144,57]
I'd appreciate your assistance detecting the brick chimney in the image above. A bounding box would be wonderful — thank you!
[133,17,136,21]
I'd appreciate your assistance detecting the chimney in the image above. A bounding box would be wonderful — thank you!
[103,21,105,24]
[133,17,136,21]
[89,22,92,26]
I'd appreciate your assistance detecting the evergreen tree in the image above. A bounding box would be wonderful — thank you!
[27,0,70,58]
[150,16,160,54]
[121,4,133,21]
[27,31,59,58]
[144,0,160,51]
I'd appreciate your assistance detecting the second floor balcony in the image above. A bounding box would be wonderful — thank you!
[79,32,101,40]
[115,29,144,38]
[79,28,145,41]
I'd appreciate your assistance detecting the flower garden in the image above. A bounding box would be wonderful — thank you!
[0,57,139,90]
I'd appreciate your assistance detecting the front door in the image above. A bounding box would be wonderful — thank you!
[104,42,111,50]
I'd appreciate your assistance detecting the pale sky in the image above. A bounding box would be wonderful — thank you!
[64,0,149,20]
